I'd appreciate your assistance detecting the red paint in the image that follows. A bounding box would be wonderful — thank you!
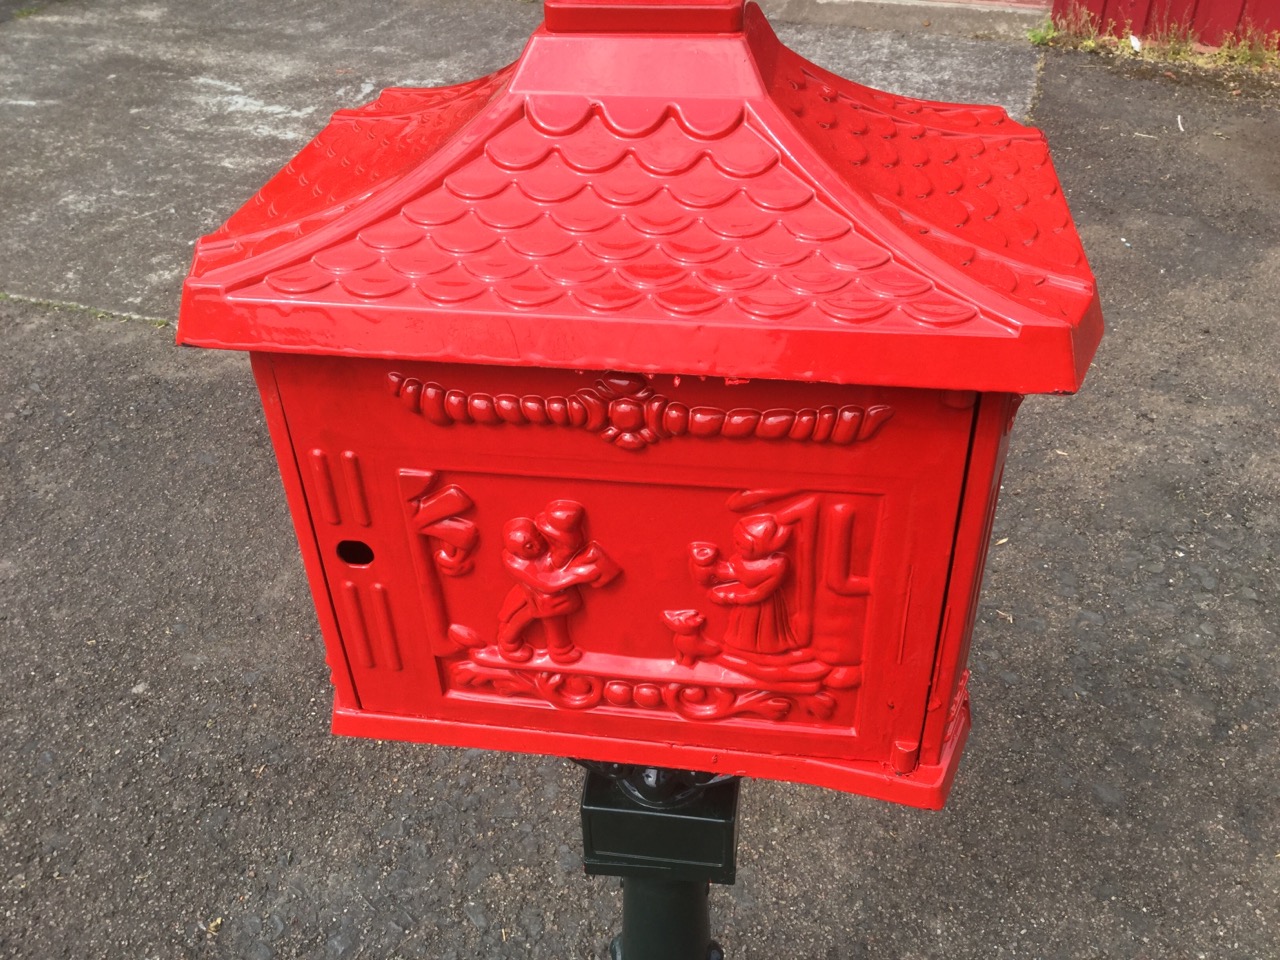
[180,3,1101,394]
[1057,0,1276,46]
[178,0,1102,808]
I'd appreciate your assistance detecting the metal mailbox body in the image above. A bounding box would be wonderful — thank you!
[178,0,1101,809]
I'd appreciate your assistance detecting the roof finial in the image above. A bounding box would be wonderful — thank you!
[544,0,745,34]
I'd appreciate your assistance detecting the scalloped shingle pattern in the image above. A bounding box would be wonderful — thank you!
[194,68,514,275]
[769,50,1093,321]
[243,96,1015,335]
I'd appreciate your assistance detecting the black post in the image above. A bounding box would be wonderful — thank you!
[578,762,740,960]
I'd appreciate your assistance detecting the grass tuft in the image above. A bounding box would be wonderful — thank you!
[1029,3,1280,74]
[1214,24,1280,68]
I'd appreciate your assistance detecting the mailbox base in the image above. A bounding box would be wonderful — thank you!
[332,702,971,810]
[580,764,739,960]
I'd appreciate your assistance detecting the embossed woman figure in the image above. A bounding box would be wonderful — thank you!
[690,515,800,655]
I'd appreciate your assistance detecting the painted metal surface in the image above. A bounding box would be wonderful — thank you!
[179,1,1101,394]
[177,0,1103,808]
[1058,0,1277,45]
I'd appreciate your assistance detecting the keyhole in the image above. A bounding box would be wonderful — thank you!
[337,540,375,565]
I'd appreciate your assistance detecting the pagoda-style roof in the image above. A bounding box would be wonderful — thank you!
[179,0,1102,393]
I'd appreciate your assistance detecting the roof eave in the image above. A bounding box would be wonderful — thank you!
[177,286,1102,395]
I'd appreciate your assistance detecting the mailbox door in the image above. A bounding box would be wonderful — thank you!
[256,355,976,773]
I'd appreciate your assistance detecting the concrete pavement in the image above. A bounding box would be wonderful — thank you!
[2,2,1277,958]
[0,0,1041,321]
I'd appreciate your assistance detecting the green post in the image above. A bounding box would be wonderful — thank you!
[612,876,723,960]
[578,763,740,960]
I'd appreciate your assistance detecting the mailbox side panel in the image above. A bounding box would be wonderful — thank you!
[249,353,362,712]
[918,392,1020,768]
[259,354,980,806]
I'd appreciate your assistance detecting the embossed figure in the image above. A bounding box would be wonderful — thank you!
[408,476,478,577]
[495,500,620,664]
[690,515,801,655]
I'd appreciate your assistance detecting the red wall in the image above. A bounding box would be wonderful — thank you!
[1055,0,1279,45]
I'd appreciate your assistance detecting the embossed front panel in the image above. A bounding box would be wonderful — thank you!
[265,355,976,767]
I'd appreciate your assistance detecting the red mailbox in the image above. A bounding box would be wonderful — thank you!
[178,0,1100,809]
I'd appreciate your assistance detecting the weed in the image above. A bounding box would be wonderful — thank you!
[1214,25,1280,69]
[1056,1,1106,43]
[1031,1,1279,75]
[1027,3,1117,54]
[1147,19,1199,61]
[1028,18,1059,47]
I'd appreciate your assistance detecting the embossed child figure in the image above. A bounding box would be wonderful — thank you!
[690,514,801,656]
[496,500,620,664]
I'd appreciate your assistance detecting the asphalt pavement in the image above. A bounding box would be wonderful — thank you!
[2,2,1277,958]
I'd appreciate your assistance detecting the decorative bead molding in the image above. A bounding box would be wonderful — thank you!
[448,658,844,722]
[388,371,893,451]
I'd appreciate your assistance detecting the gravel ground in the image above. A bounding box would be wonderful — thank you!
[1,6,1277,957]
